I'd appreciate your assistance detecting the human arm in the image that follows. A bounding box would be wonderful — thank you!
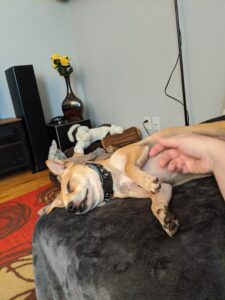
[149,134,225,200]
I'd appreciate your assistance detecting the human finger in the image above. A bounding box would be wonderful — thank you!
[149,143,165,157]
[158,149,180,168]
[149,136,182,157]
[165,156,184,172]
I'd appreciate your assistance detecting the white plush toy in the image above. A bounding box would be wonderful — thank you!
[67,124,124,154]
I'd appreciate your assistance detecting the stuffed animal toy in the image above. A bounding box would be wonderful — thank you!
[67,124,124,154]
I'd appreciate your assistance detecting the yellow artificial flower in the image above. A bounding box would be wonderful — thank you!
[51,53,73,76]
[51,53,60,62]
[60,56,70,66]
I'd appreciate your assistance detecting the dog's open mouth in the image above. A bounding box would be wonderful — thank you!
[67,190,89,214]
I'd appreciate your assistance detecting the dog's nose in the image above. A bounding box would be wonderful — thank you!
[79,200,87,213]
[67,201,77,214]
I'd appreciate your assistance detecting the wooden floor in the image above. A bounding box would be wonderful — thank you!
[0,169,51,204]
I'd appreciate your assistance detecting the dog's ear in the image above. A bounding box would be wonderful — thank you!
[46,159,67,176]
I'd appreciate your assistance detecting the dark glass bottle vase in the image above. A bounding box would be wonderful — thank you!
[62,76,83,122]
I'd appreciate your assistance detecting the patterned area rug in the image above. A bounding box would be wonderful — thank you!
[0,185,59,300]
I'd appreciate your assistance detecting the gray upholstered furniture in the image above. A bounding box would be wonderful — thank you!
[33,175,225,300]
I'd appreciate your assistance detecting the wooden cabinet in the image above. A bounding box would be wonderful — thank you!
[0,118,31,175]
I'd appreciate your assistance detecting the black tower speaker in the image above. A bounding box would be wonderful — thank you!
[5,65,49,172]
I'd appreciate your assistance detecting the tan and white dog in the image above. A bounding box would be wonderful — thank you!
[46,121,225,237]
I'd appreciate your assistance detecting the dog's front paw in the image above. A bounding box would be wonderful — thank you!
[151,177,161,194]
[141,176,161,194]
[163,212,179,237]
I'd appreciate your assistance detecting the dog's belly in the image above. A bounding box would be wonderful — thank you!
[143,153,205,186]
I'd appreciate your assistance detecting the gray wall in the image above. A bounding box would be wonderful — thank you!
[0,0,84,123]
[0,0,225,133]
[69,0,225,130]
[180,0,225,123]
[69,0,185,131]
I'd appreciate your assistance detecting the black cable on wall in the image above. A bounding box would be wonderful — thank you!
[174,0,189,125]
[164,1,189,126]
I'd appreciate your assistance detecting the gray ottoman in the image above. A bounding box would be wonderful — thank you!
[33,176,225,300]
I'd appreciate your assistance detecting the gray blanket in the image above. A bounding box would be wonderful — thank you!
[33,176,225,300]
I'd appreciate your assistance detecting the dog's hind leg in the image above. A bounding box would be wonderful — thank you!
[124,144,161,193]
[150,183,179,237]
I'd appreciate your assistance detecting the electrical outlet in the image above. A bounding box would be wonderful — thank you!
[152,117,160,131]
[143,116,152,130]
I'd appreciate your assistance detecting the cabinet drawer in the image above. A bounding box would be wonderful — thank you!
[0,142,29,174]
[0,124,21,146]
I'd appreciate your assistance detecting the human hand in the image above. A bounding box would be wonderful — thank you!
[149,134,217,174]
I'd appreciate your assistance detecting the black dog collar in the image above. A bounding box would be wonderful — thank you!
[86,163,114,202]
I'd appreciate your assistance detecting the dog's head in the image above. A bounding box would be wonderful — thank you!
[46,160,104,214]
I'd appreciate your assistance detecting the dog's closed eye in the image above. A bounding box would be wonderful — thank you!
[67,181,74,193]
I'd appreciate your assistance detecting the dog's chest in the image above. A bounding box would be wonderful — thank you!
[112,170,137,196]
[106,154,138,195]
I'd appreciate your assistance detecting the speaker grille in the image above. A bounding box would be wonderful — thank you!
[5,65,49,172]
